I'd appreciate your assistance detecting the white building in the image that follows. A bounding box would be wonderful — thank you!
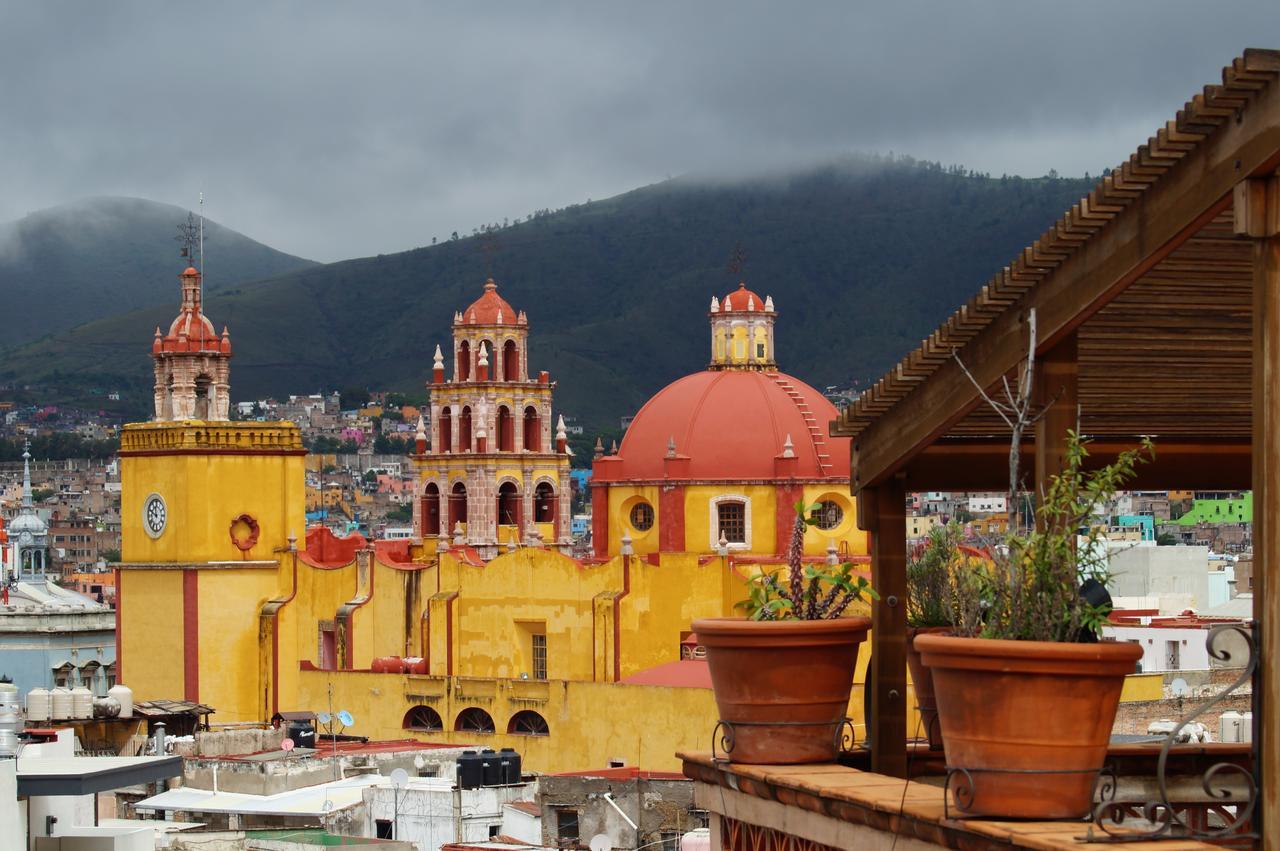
[1108,544,1210,612]
[362,775,536,848]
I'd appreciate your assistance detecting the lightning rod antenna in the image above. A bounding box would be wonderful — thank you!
[198,192,205,277]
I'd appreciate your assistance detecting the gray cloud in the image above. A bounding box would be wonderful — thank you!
[0,2,1275,261]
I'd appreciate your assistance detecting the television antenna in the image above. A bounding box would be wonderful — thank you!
[389,768,410,840]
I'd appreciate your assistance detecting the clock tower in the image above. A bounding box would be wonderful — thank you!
[117,261,305,721]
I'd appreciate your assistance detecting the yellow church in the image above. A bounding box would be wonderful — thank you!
[116,265,877,773]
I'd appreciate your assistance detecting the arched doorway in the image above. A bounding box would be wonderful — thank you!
[457,340,471,381]
[459,406,473,452]
[534,482,555,523]
[423,483,441,536]
[497,481,520,528]
[523,406,540,452]
[450,481,468,530]
[503,340,519,381]
[439,406,453,453]
[497,406,513,452]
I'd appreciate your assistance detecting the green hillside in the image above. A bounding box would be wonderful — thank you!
[0,196,316,347]
[0,158,1092,432]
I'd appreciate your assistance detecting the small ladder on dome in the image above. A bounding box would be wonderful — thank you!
[768,374,835,476]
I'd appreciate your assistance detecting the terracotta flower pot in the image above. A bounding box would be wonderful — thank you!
[905,626,951,751]
[692,616,871,764]
[915,634,1142,819]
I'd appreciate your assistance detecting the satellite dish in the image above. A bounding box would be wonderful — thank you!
[337,709,355,727]
[589,835,613,851]
[1170,677,1191,697]
[390,768,410,788]
[281,738,295,752]
[317,712,332,724]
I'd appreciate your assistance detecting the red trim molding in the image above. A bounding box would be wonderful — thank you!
[182,570,199,702]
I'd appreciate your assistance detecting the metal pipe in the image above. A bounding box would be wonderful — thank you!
[600,791,638,831]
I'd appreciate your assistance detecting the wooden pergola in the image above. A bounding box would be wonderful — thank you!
[831,48,1280,845]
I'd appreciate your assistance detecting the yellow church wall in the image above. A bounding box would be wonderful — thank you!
[197,566,281,723]
[801,485,868,557]
[118,569,186,701]
[683,484,778,555]
[292,668,896,774]
[120,431,306,564]
[607,485,660,554]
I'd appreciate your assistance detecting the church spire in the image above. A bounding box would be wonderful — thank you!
[20,439,32,508]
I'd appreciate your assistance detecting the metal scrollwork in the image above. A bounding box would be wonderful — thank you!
[944,766,976,818]
[711,718,855,763]
[1085,622,1260,843]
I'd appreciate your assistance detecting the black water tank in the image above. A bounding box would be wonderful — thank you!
[480,748,502,786]
[286,721,316,750]
[498,748,521,784]
[456,750,483,790]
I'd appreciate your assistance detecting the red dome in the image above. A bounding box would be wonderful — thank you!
[722,283,766,312]
[461,279,517,325]
[607,370,847,481]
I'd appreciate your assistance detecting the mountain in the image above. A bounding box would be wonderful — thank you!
[0,158,1092,436]
[0,196,316,347]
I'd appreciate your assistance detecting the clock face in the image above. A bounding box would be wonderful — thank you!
[143,493,167,539]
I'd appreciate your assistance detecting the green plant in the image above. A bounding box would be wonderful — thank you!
[952,431,1153,642]
[906,522,962,628]
[737,502,876,621]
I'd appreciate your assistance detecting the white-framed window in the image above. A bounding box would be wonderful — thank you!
[709,494,752,550]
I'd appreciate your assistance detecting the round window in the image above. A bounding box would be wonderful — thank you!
[630,502,655,532]
[814,500,844,531]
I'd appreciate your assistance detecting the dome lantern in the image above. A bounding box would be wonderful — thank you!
[710,282,776,371]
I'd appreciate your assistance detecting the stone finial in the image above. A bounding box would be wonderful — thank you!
[594,436,604,459]
[518,310,527,325]
[665,436,677,459]
[717,532,729,557]
[556,415,567,441]
[478,342,489,367]
[433,345,444,369]
[621,531,634,557]
[496,307,504,324]
[469,309,477,323]
[781,434,795,459]
[416,414,427,441]
[826,539,839,566]
[610,439,618,455]
[288,530,298,552]
[764,295,774,312]
[454,310,463,322]
[746,294,756,311]
[453,522,465,547]
[710,296,720,313]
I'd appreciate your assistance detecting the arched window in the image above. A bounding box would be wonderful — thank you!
[450,481,468,527]
[498,482,520,527]
[497,406,514,452]
[457,340,471,381]
[193,374,211,419]
[423,483,441,536]
[523,406,540,452]
[439,407,453,454]
[459,406,473,452]
[403,705,443,731]
[507,710,549,736]
[710,495,751,549]
[455,707,495,733]
[534,482,555,523]
[503,340,519,381]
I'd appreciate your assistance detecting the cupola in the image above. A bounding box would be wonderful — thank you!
[709,282,777,370]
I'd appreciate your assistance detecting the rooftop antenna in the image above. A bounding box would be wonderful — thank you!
[727,242,747,278]
[175,213,199,266]
[479,229,499,280]
[198,192,205,277]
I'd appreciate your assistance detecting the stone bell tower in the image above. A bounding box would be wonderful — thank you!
[151,265,232,421]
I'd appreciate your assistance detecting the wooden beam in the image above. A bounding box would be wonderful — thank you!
[851,76,1280,494]
[1034,331,1078,506]
[1245,176,1280,851]
[896,439,1251,492]
[868,479,907,778]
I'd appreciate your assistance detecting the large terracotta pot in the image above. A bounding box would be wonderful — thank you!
[915,634,1142,819]
[905,626,951,751]
[692,616,871,764]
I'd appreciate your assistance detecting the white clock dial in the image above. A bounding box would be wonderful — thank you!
[143,493,167,539]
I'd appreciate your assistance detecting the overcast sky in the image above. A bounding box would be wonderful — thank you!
[2,3,1277,262]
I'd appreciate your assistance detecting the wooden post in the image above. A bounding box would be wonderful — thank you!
[866,478,908,777]
[1034,331,1078,527]
[1243,174,1280,849]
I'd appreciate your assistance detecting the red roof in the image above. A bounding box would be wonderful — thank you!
[153,267,229,355]
[299,525,368,568]
[618,659,711,689]
[722,282,767,312]
[597,370,846,481]
[460,279,518,325]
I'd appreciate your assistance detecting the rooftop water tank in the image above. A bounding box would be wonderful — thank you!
[480,748,501,786]
[50,687,71,720]
[26,688,50,723]
[71,687,93,720]
[498,747,521,784]
[93,696,121,719]
[107,684,133,719]
[456,750,483,790]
